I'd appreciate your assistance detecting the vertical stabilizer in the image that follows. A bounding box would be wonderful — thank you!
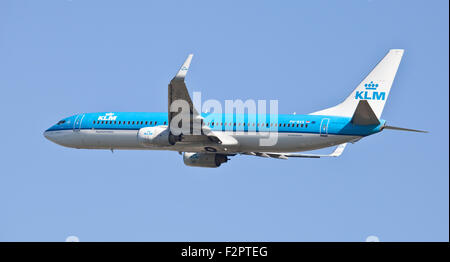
[310,49,404,118]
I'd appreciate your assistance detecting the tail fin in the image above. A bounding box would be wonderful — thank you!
[311,49,404,118]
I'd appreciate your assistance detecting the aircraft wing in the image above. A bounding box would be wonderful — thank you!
[242,143,347,159]
[167,55,237,147]
[168,54,200,124]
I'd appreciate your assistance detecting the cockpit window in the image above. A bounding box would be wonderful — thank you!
[57,120,66,125]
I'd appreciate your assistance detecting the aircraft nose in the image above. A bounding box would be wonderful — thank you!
[43,127,60,144]
[43,130,53,141]
[43,127,76,148]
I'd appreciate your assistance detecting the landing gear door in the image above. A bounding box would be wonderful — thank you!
[73,114,85,132]
[320,118,330,137]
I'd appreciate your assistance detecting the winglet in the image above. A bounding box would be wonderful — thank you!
[175,54,194,80]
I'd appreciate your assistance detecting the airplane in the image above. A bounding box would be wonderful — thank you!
[44,49,426,168]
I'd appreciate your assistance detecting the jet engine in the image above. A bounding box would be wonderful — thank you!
[137,126,179,147]
[183,152,229,168]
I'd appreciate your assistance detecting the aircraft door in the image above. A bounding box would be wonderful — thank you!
[320,118,330,137]
[73,114,85,132]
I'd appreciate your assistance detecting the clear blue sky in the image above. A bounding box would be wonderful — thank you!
[0,0,448,241]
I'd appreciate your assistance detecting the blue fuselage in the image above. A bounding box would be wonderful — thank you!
[44,112,384,153]
[46,112,384,136]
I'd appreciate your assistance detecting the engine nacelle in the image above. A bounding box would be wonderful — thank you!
[137,126,177,147]
[183,152,228,168]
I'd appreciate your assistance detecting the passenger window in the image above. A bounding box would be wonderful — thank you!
[283,124,286,127]
[140,121,143,125]
[266,123,269,127]
[288,124,290,127]
[305,124,308,128]
[93,121,95,124]
[145,121,148,125]
[155,121,157,125]
[164,121,167,125]
[150,121,152,125]
[132,121,135,124]
[101,121,104,124]
[301,124,304,127]
[296,124,299,127]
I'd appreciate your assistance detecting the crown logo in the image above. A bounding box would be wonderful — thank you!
[364,81,379,90]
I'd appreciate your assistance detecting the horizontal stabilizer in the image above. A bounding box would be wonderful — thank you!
[242,143,348,159]
[351,100,380,125]
[383,125,428,133]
